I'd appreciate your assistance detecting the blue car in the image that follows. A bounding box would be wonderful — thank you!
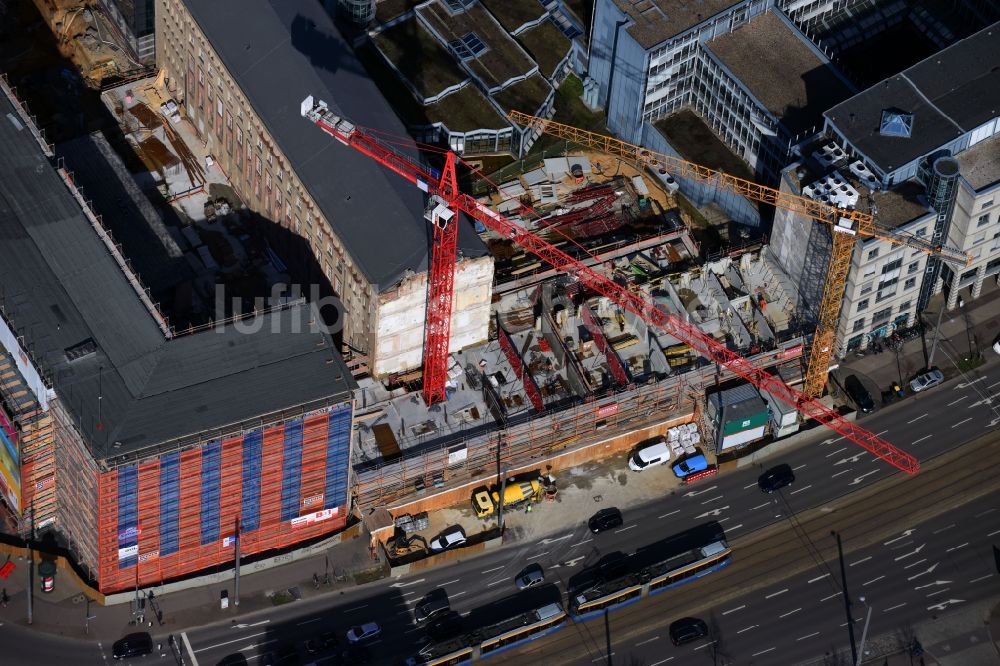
[672,454,709,478]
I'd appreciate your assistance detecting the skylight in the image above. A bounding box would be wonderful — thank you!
[448,32,487,61]
[443,0,477,12]
[879,110,914,138]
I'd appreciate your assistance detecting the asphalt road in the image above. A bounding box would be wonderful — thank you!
[173,360,1000,666]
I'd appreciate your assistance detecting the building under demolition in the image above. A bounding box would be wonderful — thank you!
[0,83,355,593]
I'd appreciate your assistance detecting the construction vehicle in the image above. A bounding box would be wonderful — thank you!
[301,97,926,474]
[471,479,541,518]
[507,111,972,401]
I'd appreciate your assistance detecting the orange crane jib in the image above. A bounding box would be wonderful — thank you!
[300,96,919,475]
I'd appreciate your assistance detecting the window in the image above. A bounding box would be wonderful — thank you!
[983,199,994,209]
[872,307,892,322]
[443,0,476,11]
[856,298,869,313]
[915,227,926,237]
[907,261,919,275]
[978,213,991,228]
[904,277,917,290]
[860,282,873,296]
[852,319,865,333]
[448,32,487,61]
[867,248,879,261]
[898,301,911,313]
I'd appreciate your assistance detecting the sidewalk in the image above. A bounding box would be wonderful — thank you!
[836,281,1000,405]
[0,527,383,642]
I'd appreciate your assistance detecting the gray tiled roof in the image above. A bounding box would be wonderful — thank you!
[0,92,354,461]
[182,0,487,291]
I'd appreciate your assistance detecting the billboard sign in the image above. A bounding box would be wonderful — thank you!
[0,313,53,410]
[290,507,338,527]
[0,409,20,514]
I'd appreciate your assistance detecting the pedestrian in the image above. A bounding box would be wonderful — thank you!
[525,502,533,515]
[1,588,8,607]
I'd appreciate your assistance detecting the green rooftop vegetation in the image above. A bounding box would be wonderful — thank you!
[480,0,546,32]
[372,19,469,98]
[516,19,572,78]
[375,0,422,24]
[425,85,508,132]
[494,74,553,119]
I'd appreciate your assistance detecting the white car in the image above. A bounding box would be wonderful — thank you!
[346,622,381,643]
[909,368,945,393]
[429,525,467,552]
[993,339,1000,355]
[628,439,671,471]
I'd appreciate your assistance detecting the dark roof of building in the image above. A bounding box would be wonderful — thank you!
[612,0,742,49]
[825,24,1000,174]
[707,10,854,137]
[0,92,354,461]
[182,0,487,291]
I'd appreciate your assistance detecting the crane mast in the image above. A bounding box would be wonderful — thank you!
[301,96,919,475]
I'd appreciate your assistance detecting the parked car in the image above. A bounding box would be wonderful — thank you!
[429,525,467,552]
[515,564,545,590]
[628,439,671,471]
[910,368,945,393]
[425,611,464,641]
[112,632,153,660]
[669,617,709,645]
[844,374,875,413]
[993,337,1000,355]
[346,622,381,643]
[671,453,709,479]
[414,595,450,623]
[305,631,339,654]
[588,507,623,533]
[758,463,795,493]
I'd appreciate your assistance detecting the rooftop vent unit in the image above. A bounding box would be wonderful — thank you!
[803,170,859,209]
[848,160,880,190]
[65,338,97,362]
[811,141,846,169]
[879,110,913,138]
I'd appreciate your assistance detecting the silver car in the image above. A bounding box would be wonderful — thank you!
[909,368,944,393]
[515,564,544,590]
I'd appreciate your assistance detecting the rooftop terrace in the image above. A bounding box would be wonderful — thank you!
[707,10,854,137]
[372,18,470,99]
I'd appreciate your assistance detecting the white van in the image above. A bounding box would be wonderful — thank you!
[628,439,671,471]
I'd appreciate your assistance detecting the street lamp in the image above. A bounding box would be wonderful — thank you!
[855,596,873,666]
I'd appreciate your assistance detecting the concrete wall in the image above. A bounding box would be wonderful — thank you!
[384,414,691,516]
[372,255,494,377]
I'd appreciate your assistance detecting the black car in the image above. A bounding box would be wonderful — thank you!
[758,463,795,493]
[588,507,623,533]
[112,632,153,660]
[669,617,709,646]
[844,374,875,413]
[305,631,339,654]
[426,610,464,641]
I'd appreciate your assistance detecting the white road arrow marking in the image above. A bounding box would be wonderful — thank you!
[695,506,729,519]
[820,437,844,445]
[232,619,271,629]
[914,580,952,591]
[848,470,880,486]
[834,452,867,466]
[539,534,573,545]
[907,562,939,581]
[683,485,719,498]
[894,543,925,561]
[390,578,426,588]
[884,529,916,546]
[927,599,965,612]
[968,397,993,408]
[956,377,987,389]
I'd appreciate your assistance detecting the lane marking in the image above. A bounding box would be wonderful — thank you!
[635,636,660,647]
[820,591,843,602]
[989,379,1000,389]
[297,617,323,626]
[988,529,1000,537]
[975,509,996,518]
[948,395,969,406]
[779,608,802,618]
[727,523,744,532]
[526,551,549,561]
[882,603,906,613]
[751,502,770,510]
[442,579,461,586]
[793,464,807,471]
[181,633,199,666]
[486,580,506,587]
[693,640,717,651]
[951,417,973,428]
[790,484,813,495]
[765,588,788,599]
[875,430,889,436]
[402,591,418,597]
[743,482,759,490]
[650,659,674,666]
[850,556,872,567]
[700,495,724,504]
[946,543,969,553]
[826,447,848,458]
[345,604,369,611]
[831,470,851,478]
[737,625,757,634]
[808,574,830,583]
[658,509,680,519]
[903,558,927,570]
[797,632,820,641]
[481,566,504,574]
[592,654,614,663]
[722,605,746,615]
[907,414,928,424]
[912,435,932,446]
[194,631,268,653]
[926,588,951,598]
[863,575,885,586]
[969,574,994,584]
[614,525,637,534]
[570,539,593,548]
[932,524,955,535]
[752,648,776,657]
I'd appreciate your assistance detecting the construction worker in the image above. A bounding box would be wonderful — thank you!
[525,502,533,514]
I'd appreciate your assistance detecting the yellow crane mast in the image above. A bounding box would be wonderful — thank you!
[507,111,972,398]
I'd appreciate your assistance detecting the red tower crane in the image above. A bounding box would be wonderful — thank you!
[300,96,919,475]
